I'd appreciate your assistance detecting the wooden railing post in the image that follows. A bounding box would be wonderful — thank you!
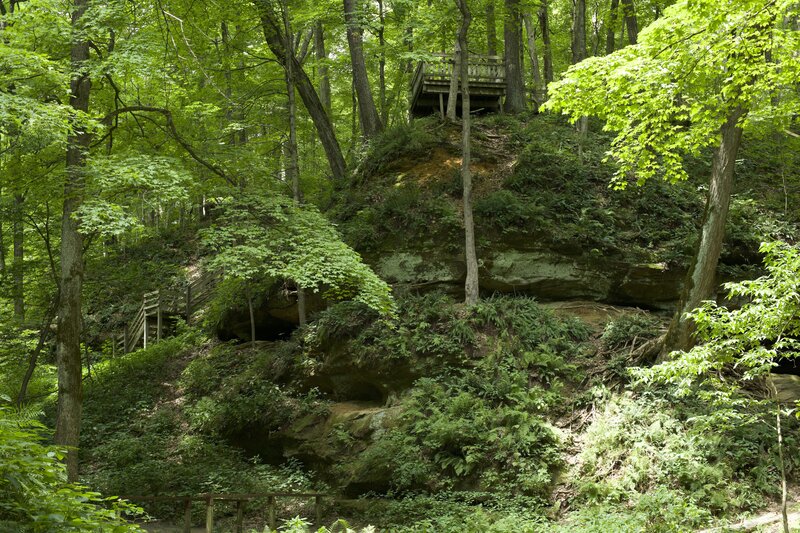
[235,499,244,533]
[186,283,192,320]
[205,496,214,533]
[123,325,129,354]
[268,495,276,531]
[183,499,192,533]
[156,292,163,342]
[315,495,322,527]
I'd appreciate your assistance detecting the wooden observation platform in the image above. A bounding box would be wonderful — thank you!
[410,53,506,117]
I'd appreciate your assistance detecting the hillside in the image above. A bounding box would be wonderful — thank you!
[68,115,800,532]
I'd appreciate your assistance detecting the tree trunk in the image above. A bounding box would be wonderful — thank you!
[455,0,478,306]
[446,51,460,121]
[503,0,526,113]
[343,0,383,139]
[0,187,5,278]
[621,0,638,45]
[486,0,497,55]
[256,1,347,181]
[314,22,331,116]
[55,0,91,483]
[539,0,553,86]
[571,0,587,64]
[378,0,387,124]
[522,12,541,98]
[282,4,307,327]
[12,193,23,322]
[248,289,256,350]
[605,0,619,54]
[661,108,744,357]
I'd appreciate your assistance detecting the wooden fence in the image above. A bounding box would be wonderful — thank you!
[122,491,326,533]
[113,270,220,354]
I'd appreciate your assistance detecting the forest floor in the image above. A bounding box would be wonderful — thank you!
[699,486,800,532]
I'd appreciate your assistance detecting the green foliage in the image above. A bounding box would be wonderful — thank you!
[81,334,319,502]
[640,241,800,392]
[334,295,588,499]
[356,118,442,180]
[0,405,143,532]
[545,0,800,185]
[572,393,772,518]
[201,192,395,317]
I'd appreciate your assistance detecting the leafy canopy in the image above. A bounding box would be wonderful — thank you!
[544,0,800,186]
[201,192,395,316]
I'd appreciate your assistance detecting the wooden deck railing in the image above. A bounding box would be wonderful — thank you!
[121,491,327,533]
[113,270,221,354]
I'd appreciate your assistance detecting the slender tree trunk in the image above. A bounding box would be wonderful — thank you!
[486,0,497,55]
[314,22,332,116]
[661,108,744,357]
[247,288,256,349]
[455,0,478,306]
[621,0,638,45]
[446,51,460,121]
[539,0,553,86]
[378,0,387,124]
[55,0,91,483]
[12,193,23,322]
[605,0,620,53]
[572,0,588,134]
[0,187,5,278]
[282,3,307,327]
[344,0,383,139]
[522,12,541,96]
[256,2,347,181]
[503,0,526,113]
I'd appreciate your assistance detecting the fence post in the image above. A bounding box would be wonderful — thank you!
[183,499,192,533]
[205,496,214,533]
[268,495,276,531]
[156,292,162,342]
[123,325,129,354]
[186,283,192,321]
[315,495,322,527]
[235,499,244,533]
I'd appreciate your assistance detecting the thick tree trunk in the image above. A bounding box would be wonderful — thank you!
[661,109,744,357]
[12,193,23,322]
[256,2,346,181]
[539,0,553,86]
[486,0,497,55]
[522,12,542,97]
[605,0,620,53]
[55,0,91,483]
[314,22,331,116]
[621,0,638,45]
[571,0,587,64]
[503,0,526,113]
[343,0,383,139]
[282,5,307,327]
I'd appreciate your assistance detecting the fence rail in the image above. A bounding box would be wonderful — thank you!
[121,491,327,533]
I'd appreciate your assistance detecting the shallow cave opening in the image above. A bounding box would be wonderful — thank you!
[310,377,387,404]
[772,357,800,376]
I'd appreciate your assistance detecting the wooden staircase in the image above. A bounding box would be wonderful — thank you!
[113,271,220,354]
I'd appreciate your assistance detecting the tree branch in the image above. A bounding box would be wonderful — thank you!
[102,106,235,186]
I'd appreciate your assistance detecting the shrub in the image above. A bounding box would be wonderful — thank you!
[0,405,143,532]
